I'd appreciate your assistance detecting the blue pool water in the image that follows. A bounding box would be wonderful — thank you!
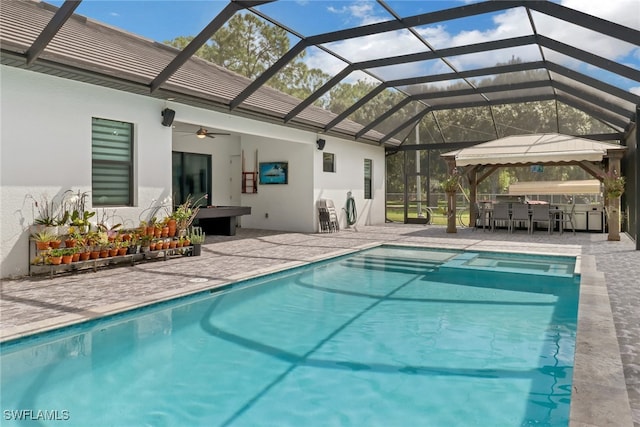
[1,246,579,427]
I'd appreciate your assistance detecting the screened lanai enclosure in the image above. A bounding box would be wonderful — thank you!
[1,0,638,244]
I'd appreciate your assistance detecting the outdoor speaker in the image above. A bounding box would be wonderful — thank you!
[316,138,326,150]
[161,108,175,127]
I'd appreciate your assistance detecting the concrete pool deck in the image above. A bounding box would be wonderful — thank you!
[1,224,638,426]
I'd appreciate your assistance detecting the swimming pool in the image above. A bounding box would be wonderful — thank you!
[1,246,579,426]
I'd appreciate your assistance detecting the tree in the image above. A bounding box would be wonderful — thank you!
[165,13,330,100]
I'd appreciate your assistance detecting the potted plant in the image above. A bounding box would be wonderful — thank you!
[94,232,110,258]
[116,240,129,256]
[47,248,65,265]
[140,235,151,252]
[49,234,62,249]
[32,229,56,250]
[188,227,205,256]
[61,248,75,264]
[65,190,94,233]
[147,217,158,237]
[67,227,86,247]
[28,193,59,234]
[55,210,71,236]
[173,194,206,236]
[31,254,45,266]
[127,234,140,254]
[602,171,625,200]
[78,244,91,261]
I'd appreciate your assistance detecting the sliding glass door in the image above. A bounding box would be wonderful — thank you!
[172,152,211,207]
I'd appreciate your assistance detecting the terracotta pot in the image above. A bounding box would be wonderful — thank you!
[156,242,164,250]
[117,248,127,256]
[149,243,157,251]
[146,226,155,236]
[167,219,177,237]
[72,253,80,262]
[36,241,50,250]
[49,256,62,265]
[169,241,177,249]
[79,252,91,261]
[62,255,73,264]
[109,248,118,257]
[90,251,100,260]
[99,250,109,258]
[182,239,190,247]
[162,226,169,237]
[50,240,62,249]
[64,239,76,248]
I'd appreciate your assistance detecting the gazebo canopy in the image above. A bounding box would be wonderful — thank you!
[508,179,601,195]
[441,133,626,167]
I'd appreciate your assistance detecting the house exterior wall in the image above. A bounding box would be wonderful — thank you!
[0,65,386,279]
[313,137,386,230]
[1,66,172,279]
[239,134,315,232]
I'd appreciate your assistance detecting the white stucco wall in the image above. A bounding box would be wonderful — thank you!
[313,137,386,230]
[1,65,387,278]
[1,66,173,279]
[239,134,315,232]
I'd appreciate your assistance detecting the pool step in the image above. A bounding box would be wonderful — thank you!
[342,254,440,275]
[441,253,575,278]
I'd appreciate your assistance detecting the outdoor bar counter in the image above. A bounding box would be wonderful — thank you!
[194,206,251,236]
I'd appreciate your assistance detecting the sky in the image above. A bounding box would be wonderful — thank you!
[48,0,640,95]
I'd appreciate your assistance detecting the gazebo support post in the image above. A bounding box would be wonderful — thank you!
[446,159,457,233]
[607,153,623,241]
[466,166,479,228]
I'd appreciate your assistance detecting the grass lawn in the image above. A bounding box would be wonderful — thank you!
[386,205,470,226]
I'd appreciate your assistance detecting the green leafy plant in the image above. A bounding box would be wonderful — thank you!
[173,194,208,232]
[188,227,205,244]
[28,194,58,226]
[32,229,57,243]
[602,170,625,199]
[441,169,461,193]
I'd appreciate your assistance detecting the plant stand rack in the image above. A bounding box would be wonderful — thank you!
[29,246,195,279]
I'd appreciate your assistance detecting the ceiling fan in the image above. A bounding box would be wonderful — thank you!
[175,126,230,139]
[195,127,229,139]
